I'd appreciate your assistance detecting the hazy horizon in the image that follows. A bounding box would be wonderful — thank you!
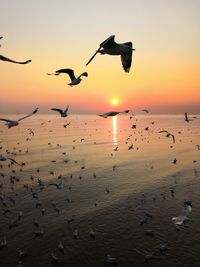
[1,0,200,113]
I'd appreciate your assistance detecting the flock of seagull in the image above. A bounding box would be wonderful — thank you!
[0,34,199,267]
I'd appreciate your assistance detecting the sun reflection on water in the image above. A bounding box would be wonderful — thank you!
[112,116,118,145]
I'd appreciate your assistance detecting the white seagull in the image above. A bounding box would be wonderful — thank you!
[0,107,39,128]
[51,106,69,117]
[47,68,88,86]
[86,35,135,72]
[99,110,129,118]
[172,201,192,226]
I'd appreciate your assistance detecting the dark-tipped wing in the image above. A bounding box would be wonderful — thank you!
[7,158,21,166]
[80,72,88,77]
[51,108,63,116]
[158,130,169,134]
[121,43,132,73]
[100,35,117,49]
[18,107,39,121]
[170,134,175,143]
[86,35,116,66]
[64,106,69,114]
[86,50,99,66]
[56,69,76,81]
[0,55,31,64]
[0,118,13,123]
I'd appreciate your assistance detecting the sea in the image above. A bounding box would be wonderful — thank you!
[0,114,200,267]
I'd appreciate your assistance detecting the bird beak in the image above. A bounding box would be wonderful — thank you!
[132,48,136,51]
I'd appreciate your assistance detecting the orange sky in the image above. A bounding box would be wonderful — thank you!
[0,0,200,114]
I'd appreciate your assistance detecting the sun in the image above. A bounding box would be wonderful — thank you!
[111,98,119,106]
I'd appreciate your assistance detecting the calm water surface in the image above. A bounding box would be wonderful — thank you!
[0,114,200,266]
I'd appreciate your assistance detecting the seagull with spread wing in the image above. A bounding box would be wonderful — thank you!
[158,130,175,143]
[51,106,69,117]
[47,68,88,86]
[0,108,39,128]
[0,155,21,165]
[99,110,129,118]
[86,35,135,72]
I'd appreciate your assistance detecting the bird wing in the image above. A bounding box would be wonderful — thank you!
[80,72,88,77]
[56,69,76,81]
[64,106,69,114]
[18,107,39,121]
[120,42,133,73]
[86,35,117,66]
[0,55,31,64]
[0,118,13,123]
[170,134,175,143]
[158,131,169,133]
[7,158,21,166]
[100,35,117,48]
[51,108,63,116]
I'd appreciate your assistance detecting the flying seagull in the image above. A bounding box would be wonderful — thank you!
[0,55,31,64]
[142,109,149,114]
[47,68,88,86]
[0,107,39,128]
[158,130,175,143]
[0,155,21,165]
[51,106,69,117]
[86,35,135,72]
[99,110,129,118]
[184,112,192,123]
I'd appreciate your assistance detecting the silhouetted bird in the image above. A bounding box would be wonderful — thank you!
[51,106,69,117]
[86,35,135,72]
[0,108,38,128]
[47,68,88,86]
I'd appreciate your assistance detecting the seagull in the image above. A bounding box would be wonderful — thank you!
[184,112,192,122]
[0,155,21,165]
[106,254,117,264]
[158,130,175,143]
[86,35,135,72]
[0,55,31,64]
[142,109,149,113]
[99,110,129,118]
[172,201,192,226]
[47,68,88,86]
[0,107,38,128]
[51,106,69,117]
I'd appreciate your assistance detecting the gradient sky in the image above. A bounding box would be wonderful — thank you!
[0,0,200,114]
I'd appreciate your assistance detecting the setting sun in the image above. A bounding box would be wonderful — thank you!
[111,98,119,106]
